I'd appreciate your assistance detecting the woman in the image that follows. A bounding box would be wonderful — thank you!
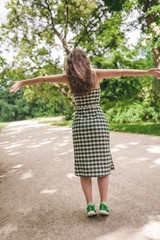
[9,49,160,217]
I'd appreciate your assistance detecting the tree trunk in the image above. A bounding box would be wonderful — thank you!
[141,0,159,67]
[152,47,160,68]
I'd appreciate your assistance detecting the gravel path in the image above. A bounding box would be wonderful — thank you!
[0,120,160,240]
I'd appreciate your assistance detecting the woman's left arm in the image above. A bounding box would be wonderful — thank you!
[9,73,68,93]
[95,68,160,81]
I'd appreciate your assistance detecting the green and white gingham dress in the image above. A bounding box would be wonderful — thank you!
[72,87,115,177]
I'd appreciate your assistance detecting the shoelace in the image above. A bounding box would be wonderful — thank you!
[87,204,96,212]
[100,203,109,212]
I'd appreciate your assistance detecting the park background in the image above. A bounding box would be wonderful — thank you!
[0,2,160,240]
[0,0,160,135]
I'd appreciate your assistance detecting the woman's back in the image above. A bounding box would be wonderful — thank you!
[72,77,115,177]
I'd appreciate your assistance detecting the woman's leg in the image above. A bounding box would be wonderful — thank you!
[97,175,109,202]
[80,177,92,204]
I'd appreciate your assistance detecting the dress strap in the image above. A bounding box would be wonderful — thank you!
[92,70,96,90]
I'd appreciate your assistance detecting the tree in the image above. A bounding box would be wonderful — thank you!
[101,0,160,110]
[1,0,129,109]
[137,0,160,106]
[136,0,160,68]
[0,0,97,103]
[0,0,159,121]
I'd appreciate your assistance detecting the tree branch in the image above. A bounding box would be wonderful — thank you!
[64,0,69,41]
[45,0,70,55]
[141,0,157,27]
[34,1,48,9]
[152,47,160,68]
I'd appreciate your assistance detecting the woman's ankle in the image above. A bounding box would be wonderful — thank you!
[100,200,107,205]
[87,201,94,206]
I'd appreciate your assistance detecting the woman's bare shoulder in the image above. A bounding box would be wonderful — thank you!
[91,69,101,88]
[93,69,118,80]
[93,69,106,80]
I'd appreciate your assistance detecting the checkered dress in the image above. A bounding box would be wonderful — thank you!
[72,87,115,177]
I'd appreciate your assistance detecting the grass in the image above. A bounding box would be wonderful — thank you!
[36,119,73,127]
[31,115,73,127]
[0,122,8,131]
[109,122,160,136]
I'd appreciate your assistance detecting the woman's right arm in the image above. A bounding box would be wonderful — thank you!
[9,73,68,93]
[95,68,160,81]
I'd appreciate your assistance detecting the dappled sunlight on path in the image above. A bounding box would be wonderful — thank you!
[95,215,160,240]
[40,189,58,194]
[0,120,160,240]
[147,145,160,153]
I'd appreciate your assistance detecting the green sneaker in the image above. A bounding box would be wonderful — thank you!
[99,203,110,216]
[87,204,97,217]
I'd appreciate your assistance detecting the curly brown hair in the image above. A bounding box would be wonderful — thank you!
[65,49,95,96]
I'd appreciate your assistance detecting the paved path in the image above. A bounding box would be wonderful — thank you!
[0,120,160,240]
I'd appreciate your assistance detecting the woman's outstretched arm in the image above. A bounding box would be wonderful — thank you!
[8,73,68,93]
[95,68,160,81]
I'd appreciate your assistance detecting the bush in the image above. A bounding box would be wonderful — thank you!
[63,104,75,120]
[105,101,159,123]
[0,83,63,122]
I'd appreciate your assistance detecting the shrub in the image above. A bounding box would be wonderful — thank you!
[105,101,159,123]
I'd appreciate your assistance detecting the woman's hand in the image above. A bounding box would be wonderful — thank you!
[8,81,24,93]
[148,68,160,80]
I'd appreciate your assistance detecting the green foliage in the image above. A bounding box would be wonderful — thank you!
[103,0,128,12]
[146,5,160,15]
[1,0,97,56]
[105,101,160,123]
[0,0,160,124]
[0,56,6,67]
[0,83,29,121]
[0,82,64,122]
[100,76,142,107]
[63,103,76,120]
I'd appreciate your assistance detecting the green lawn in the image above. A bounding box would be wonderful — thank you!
[109,122,160,136]
[36,118,73,127]
[32,116,72,127]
